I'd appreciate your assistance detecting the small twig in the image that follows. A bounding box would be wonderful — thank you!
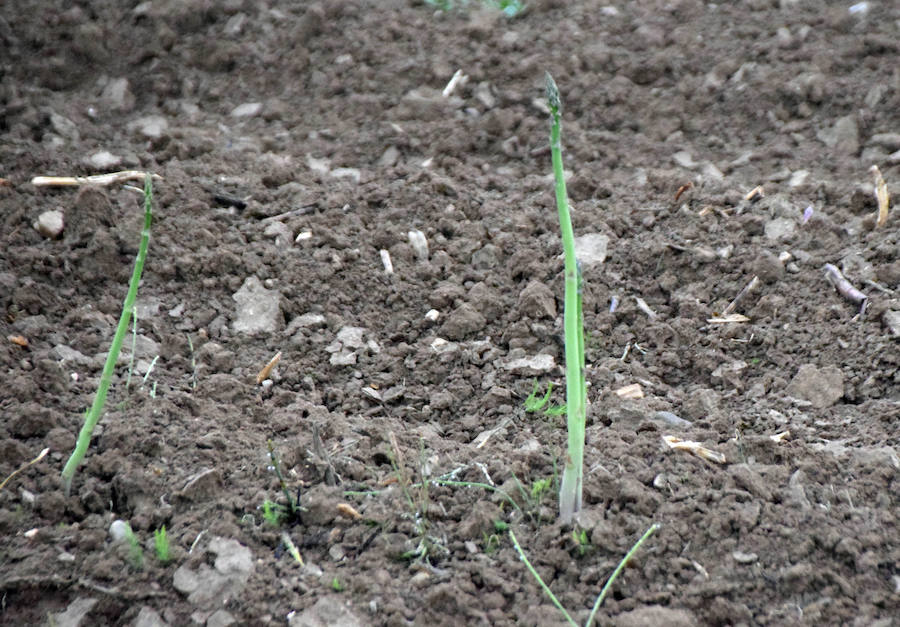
[32,171,162,188]
[0,448,49,491]
[871,165,890,228]
[634,296,658,319]
[256,350,282,384]
[823,264,868,316]
[722,275,759,316]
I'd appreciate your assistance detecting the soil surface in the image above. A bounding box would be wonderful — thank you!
[2,1,899,625]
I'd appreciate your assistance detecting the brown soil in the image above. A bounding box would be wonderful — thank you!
[1,1,898,625]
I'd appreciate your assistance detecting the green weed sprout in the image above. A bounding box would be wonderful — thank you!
[510,523,660,627]
[546,73,587,523]
[61,174,154,497]
[123,522,144,570]
[154,526,171,563]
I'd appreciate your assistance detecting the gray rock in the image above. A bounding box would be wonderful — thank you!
[88,150,123,169]
[173,537,253,608]
[517,281,556,320]
[440,303,486,340]
[882,310,900,337]
[868,133,900,151]
[35,210,64,238]
[614,605,696,627]
[109,519,131,543]
[502,353,556,375]
[764,217,796,242]
[785,364,843,408]
[471,243,499,270]
[573,233,609,267]
[232,276,281,334]
[230,102,262,118]
[133,606,168,627]
[407,229,429,262]
[50,111,80,141]
[101,78,135,112]
[336,326,366,348]
[817,115,859,156]
[51,597,97,627]
[128,115,169,140]
[288,596,364,627]
[207,610,236,627]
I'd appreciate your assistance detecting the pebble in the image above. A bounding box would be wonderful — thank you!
[87,150,122,169]
[816,115,859,156]
[573,233,609,267]
[733,550,759,564]
[502,353,556,375]
[34,210,64,238]
[134,606,168,627]
[50,597,97,627]
[50,111,80,141]
[785,364,843,408]
[407,229,429,262]
[232,276,281,334]
[100,78,135,112]
[231,102,262,118]
[882,310,900,337]
[764,217,796,242]
[287,596,363,627]
[109,519,130,543]
[868,133,900,151]
[128,115,168,140]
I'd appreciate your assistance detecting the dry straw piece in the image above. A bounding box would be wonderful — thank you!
[871,165,890,228]
[32,170,162,188]
[255,350,282,384]
[663,435,727,464]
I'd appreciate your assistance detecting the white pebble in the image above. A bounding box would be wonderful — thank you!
[34,210,64,238]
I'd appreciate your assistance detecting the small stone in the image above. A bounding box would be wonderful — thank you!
[51,597,97,627]
[35,210,64,238]
[207,610,236,627]
[733,550,759,564]
[232,276,281,334]
[263,221,292,247]
[50,112,80,141]
[785,364,843,408]
[87,150,122,169]
[672,151,698,168]
[231,102,262,117]
[788,170,809,188]
[178,468,223,502]
[817,115,859,156]
[869,133,900,151]
[502,353,556,375]
[764,217,796,242]
[614,605,697,627]
[517,280,556,319]
[882,310,900,337]
[573,233,609,267]
[287,596,364,627]
[336,326,366,348]
[134,606,168,627]
[408,229,429,262]
[101,78,135,112]
[109,519,130,543]
[378,145,400,168]
[128,115,168,140]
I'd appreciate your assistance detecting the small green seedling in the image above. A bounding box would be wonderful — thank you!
[546,73,587,524]
[123,523,144,570]
[531,477,552,503]
[281,531,304,566]
[331,576,344,592]
[262,440,301,525]
[524,380,567,417]
[425,0,526,16]
[61,174,155,497]
[572,527,591,557]
[154,526,171,563]
[510,523,660,627]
